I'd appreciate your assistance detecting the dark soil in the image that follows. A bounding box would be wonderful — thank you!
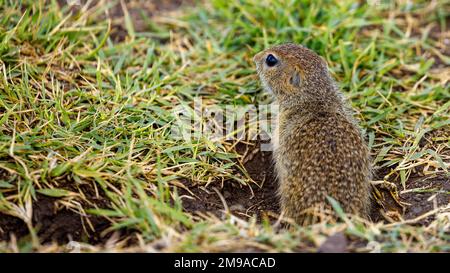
[400,176,449,224]
[0,214,28,242]
[0,165,117,245]
[180,141,280,221]
[33,196,109,243]
[0,189,111,245]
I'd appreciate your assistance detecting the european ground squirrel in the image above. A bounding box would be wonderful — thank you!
[253,43,371,224]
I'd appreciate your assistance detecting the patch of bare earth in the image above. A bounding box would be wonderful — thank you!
[180,141,280,221]
[0,183,111,244]
[180,140,449,228]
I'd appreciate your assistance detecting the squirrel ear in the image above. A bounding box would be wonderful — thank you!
[289,68,301,87]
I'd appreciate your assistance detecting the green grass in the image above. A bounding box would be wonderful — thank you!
[0,0,449,252]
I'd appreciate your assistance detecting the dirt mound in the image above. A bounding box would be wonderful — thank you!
[400,176,449,224]
[0,195,110,244]
[180,141,280,221]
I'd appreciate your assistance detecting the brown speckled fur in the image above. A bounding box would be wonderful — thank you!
[254,43,371,224]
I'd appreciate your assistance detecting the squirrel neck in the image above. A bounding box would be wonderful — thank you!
[278,96,342,113]
[276,74,348,114]
[277,89,346,116]
[275,84,357,130]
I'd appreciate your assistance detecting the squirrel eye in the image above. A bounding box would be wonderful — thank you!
[265,54,278,67]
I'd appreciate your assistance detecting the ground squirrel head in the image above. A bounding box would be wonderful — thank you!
[254,43,340,108]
